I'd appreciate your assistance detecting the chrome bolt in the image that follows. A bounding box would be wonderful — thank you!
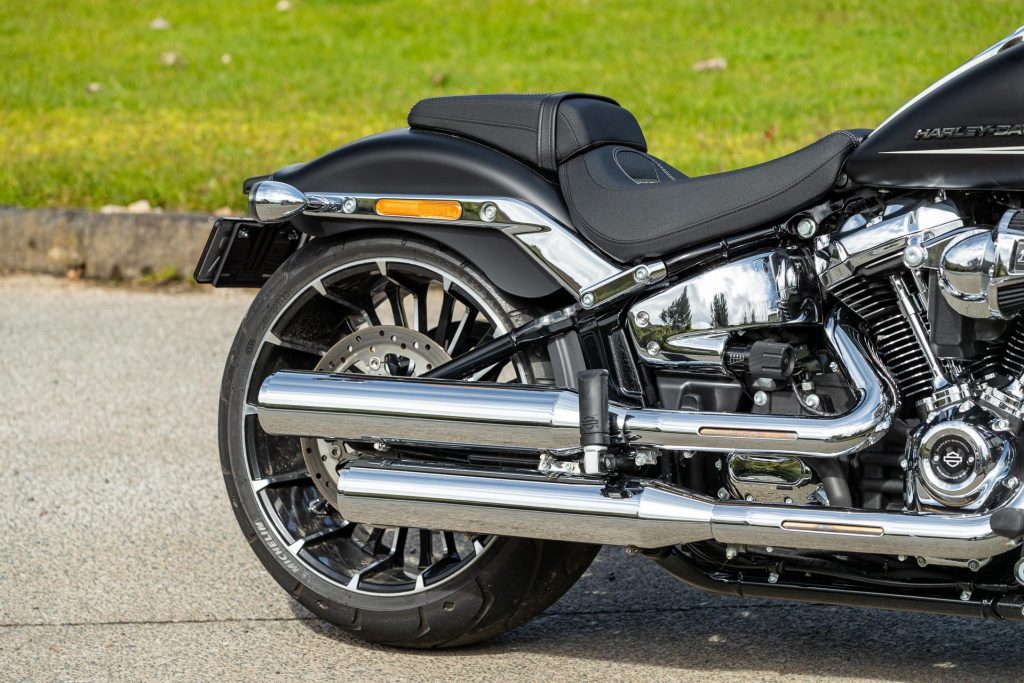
[625,545,641,557]
[897,555,907,562]
[237,227,250,239]
[373,442,389,452]
[968,456,976,464]
[341,197,357,214]
[745,494,755,502]
[768,571,780,584]
[795,217,816,239]
[714,459,723,471]
[968,560,982,572]
[1014,558,1024,586]
[765,547,774,553]
[682,451,695,459]
[329,445,341,458]
[899,458,908,470]
[635,311,650,328]
[902,244,927,268]
[717,487,730,500]
[633,449,658,467]
[368,356,382,372]
[634,266,650,283]
[479,202,498,222]
[581,292,596,308]
[646,341,661,356]
[804,393,821,410]
[932,455,940,463]
[917,557,928,567]
[1007,477,1021,490]
[725,546,738,560]
[753,390,769,407]
[960,590,971,601]
[994,418,1011,432]
[828,361,840,372]
[784,497,794,505]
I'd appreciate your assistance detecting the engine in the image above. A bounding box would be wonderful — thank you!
[626,196,1024,515]
[818,198,1024,512]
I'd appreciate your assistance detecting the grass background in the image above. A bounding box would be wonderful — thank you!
[1,1,1021,213]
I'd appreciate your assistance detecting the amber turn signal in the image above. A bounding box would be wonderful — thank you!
[375,198,463,220]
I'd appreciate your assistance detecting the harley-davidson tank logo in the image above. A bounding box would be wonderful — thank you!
[915,125,1024,140]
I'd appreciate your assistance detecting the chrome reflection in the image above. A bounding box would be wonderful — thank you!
[815,198,963,290]
[258,314,896,458]
[726,454,819,504]
[628,249,818,366]
[937,210,1024,319]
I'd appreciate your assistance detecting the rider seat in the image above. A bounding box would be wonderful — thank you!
[409,93,867,262]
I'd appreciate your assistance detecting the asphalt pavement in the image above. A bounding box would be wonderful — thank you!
[2,274,1022,682]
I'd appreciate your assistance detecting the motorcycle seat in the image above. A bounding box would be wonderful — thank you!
[409,93,868,263]
[409,92,647,172]
[559,131,868,261]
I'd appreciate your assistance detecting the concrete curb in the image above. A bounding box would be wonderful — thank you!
[0,206,220,280]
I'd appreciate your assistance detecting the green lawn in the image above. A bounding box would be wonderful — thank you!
[1,1,1020,213]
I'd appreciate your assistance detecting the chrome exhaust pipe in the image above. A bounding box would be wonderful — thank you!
[258,318,896,457]
[338,462,1022,558]
[337,464,716,548]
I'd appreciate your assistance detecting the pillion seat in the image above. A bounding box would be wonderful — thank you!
[409,93,867,263]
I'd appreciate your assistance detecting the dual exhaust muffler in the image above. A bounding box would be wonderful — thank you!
[257,319,895,457]
[336,461,1021,559]
[256,319,1021,560]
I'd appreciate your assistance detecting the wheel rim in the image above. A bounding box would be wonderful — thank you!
[239,256,521,595]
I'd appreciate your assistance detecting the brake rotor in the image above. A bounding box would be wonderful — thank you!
[300,325,451,506]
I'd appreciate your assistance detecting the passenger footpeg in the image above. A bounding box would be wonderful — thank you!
[578,369,610,474]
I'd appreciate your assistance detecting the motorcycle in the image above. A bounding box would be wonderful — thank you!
[196,27,1024,647]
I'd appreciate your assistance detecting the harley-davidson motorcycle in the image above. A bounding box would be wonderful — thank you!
[196,27,1024,647]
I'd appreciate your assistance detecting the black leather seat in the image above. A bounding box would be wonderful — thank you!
[409,94,867,262]
[409,93,647,171]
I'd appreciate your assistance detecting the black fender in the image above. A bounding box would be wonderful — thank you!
[269,129,571,300]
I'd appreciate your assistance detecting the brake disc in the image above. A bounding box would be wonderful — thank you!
[300,325,451,507]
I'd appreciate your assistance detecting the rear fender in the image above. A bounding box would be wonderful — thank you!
[270,129,571,299]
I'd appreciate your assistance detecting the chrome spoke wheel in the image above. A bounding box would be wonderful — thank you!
[241,256,520,595]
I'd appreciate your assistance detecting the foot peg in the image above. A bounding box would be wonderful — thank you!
[578,369,610,474]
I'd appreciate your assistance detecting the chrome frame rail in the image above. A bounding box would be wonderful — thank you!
[247,180,665,309]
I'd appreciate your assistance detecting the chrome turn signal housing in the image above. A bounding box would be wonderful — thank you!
[248,181,308,223]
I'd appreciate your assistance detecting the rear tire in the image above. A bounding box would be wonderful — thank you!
[219,234,598,647]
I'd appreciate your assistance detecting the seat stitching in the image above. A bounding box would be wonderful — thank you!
[411,113,536,132]
[835,129,863,145]
[558,110,583,145]
[613,148,659,185]
[568,138,855,247]
[647,155,677,181]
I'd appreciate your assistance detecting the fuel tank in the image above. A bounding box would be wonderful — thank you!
[846,27,1024,190]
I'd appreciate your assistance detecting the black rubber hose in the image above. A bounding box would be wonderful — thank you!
[859,477,904,496]
[815,458,853,507]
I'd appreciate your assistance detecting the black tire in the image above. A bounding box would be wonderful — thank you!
[220,234,599,648]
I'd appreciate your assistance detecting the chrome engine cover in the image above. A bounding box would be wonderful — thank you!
[815,197,964,290]
[726,453,822,504]
[909,418,1014,510]
[937,209,1024,319]
[628,249,818,370]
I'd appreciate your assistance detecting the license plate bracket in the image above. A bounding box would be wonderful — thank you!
[193,218,304,287]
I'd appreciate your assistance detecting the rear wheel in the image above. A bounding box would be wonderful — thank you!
[219,235,598,647]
